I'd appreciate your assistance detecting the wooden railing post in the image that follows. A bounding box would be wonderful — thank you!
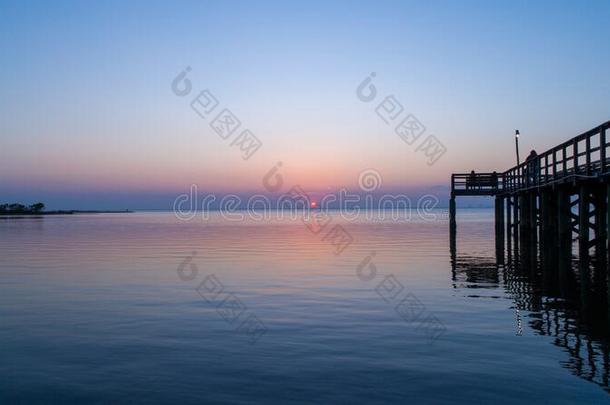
[520,166,524,189]
[586,134,591,175]
[573,139,579,175]
[601,125,607,173]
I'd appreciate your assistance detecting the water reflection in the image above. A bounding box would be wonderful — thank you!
[451,233,610,394]
[3,212,610,402]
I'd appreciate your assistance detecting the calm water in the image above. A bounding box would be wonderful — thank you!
[1,210,609,404]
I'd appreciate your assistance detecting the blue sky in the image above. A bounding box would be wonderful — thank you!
[1,0,609,209]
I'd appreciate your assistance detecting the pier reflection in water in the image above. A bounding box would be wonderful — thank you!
[451,229,610,394]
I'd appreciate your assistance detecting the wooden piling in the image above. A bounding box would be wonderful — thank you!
[506,196,512,256]
[579,185,590,269]
[519,193,531,265]
[605,183,610,264]
[579,185,591,309]
[593,184,608,261]
[449,196,456,231]
[606,183,610,262]
[495,196,505,264]
[513,194,519,254]
[529,192,538,269]
[602,181,610,324]
[540,191,552,285]
[557,188,571,295]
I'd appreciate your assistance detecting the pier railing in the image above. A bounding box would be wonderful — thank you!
[452,120,610,196]
[451,172,503,196]
[503,120,610,193]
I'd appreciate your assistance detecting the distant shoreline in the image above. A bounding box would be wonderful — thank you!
[0,210,134,216]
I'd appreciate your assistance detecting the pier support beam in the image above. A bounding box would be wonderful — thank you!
[506,196,512,259]
[606,183,610,264]
[593,184,608,263]
[605,183,610,326]
[495,196,505,264]
[590,185,607,322]
[579,185,590,269]
[557,188,571,295]
[603,183,610,264]
[529,192,538,269]
[513,194,519,255]
[579,185,591,310]
[449,196,456,265]
[540,190,556,289]
[449,196,456,232]
[519,193,532,267]
[519,194,528,246]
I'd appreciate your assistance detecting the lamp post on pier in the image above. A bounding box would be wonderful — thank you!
[515,130,520,166]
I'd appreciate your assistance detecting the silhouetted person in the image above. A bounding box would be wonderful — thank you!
[526,150,538,185]
[491,171,498,189]
[468,170,476,190]
[526,150,537,161]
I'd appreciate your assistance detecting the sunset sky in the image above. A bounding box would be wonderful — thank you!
[1,0,610,209]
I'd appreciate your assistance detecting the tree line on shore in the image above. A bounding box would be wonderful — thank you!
[0,203,45,214]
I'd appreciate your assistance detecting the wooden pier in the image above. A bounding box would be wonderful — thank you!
[450,120,610,270]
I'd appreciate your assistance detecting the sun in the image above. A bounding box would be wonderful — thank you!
[310,201,317,209]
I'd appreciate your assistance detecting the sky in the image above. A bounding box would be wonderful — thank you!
[1,0,609,209]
